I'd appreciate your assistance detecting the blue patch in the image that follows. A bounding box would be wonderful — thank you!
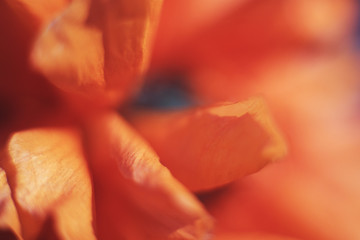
[133,73,196,110]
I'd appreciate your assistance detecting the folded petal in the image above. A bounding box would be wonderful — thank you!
[32,0,163,105]
[31,0,105,99]
[97,0,163,99]
[1,127,95,240]
[127,98,286,191]
[85,112,213,239]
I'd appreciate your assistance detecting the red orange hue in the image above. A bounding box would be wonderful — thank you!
[1,0,359,239]
[152,0,360,239]
[152,0,357,103]
[0,170,21,239]
[0,1,65,147]
[1,128,94,240]
[128,99,286,191]
[31,0,163,105]
[85,112,212,239]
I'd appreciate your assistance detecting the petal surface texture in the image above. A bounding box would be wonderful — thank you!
[128,98,286,191]
[85,112,213,239]
[32,0,163,104]
[0,169,21,239]
[1,128,95,240]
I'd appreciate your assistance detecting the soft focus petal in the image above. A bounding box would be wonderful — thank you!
[127,98,286,191]
[0,128,95,240]
[201,159,360,240]
[85,112,213,239]
[154,0,356,68]
[256,50,359,170]
[151,0,357,102]
[32,0,163,105]
[151,0,247,68]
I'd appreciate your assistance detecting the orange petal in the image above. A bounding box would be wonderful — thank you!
[127,98,287,191]
[0,169,21,239]
[31,0,105,98]
[85,112,213,239]
[32,0,163,105]
[97,0,163,99]
[1,127,95,240]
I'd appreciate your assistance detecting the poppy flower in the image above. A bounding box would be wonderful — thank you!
[2,0,359,239]
[0,0,288,239]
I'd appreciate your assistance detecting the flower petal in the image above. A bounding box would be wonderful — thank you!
[0,169,21,239]
[1,127,95,240]
[85,112,213,239]
[96,0,163,100]
[31,0,105,98]
[32,0,163,104]
[127,98,286,191]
